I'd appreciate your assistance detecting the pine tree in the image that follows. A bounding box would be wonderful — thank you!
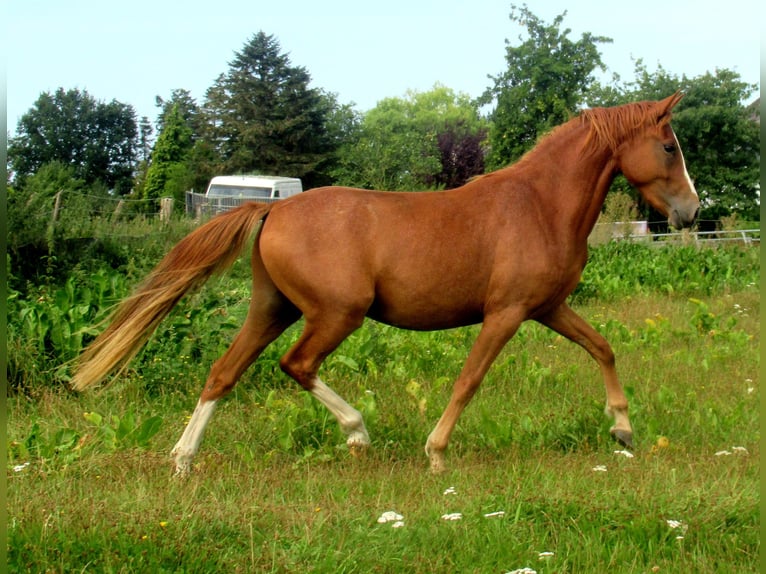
[202,32,334,185]
[142,105,193,208]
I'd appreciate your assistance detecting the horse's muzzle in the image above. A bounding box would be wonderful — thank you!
[669,205,699,230]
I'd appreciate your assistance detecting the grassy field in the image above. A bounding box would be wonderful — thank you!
[6,245,760,573]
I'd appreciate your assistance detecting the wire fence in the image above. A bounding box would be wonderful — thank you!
[622,228,760,246]
[8,189,190,247]
[185,191,281,217]
[591,221,760,246]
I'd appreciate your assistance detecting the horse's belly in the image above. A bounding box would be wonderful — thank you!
[366,292,484,331]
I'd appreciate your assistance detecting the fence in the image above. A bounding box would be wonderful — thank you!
[622,228,760,246]
[185,191,281,218]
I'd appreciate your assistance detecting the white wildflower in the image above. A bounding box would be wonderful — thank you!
[538,551,555,559]
[13,462,30,473]
[666,519,688,534]
[443,486,457,495]
[441,512,463,521]
[666,519,684,529]
[377,511,403,524]
[614,449,634,458]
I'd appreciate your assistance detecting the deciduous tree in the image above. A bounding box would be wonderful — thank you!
[482,5,611,169]
[8,88,138,194]
[334,85,486,190]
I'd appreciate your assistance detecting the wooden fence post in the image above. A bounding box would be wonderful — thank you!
[160,197,174,223]
[113,199,125,220]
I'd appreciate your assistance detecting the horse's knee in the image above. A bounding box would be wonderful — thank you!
[587,335,615,367]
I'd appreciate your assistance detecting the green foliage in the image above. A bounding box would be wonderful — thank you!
[5,162,139,287]
[8,87,138,194]
[334,85,487,190]
[82,409,163,451]
[8,422,83,467]
[8,408,162,469]
[7,270,130,391]
[334,94,441,190]
[483,4,611,169]
[7,179,199,292]
[6,162,86,266]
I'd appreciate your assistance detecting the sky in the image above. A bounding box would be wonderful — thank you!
[5,0,763,131]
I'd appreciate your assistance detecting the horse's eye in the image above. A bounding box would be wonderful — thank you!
[663,143,677,154]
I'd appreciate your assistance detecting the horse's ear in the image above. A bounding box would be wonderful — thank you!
[657,91,684,122]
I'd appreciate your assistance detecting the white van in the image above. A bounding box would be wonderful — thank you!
[205,175,303,201]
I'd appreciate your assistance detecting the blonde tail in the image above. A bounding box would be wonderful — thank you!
[71,203,271,391]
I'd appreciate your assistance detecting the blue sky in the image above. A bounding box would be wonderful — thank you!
[6,0,762,130]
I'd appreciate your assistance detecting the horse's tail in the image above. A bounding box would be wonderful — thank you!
[71,202,272,391]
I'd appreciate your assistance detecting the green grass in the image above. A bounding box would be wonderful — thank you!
[7,285,760,572]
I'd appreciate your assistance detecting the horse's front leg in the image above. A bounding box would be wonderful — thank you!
[425,311,523,473]
[536,303,633,448]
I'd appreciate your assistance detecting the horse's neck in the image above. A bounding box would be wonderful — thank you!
[519,124,617,245]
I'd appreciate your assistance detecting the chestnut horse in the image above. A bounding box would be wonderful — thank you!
[72,93,699,474]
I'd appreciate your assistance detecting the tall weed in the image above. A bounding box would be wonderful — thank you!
[573,242,759,302]
[7,270,129,391]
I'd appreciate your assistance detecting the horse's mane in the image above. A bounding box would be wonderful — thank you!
[579,100,669,154]
[467,99,672,183]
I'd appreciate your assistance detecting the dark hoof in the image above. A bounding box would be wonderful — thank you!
[611,429,634,450]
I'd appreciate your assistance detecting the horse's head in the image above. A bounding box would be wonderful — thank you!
[616,93,700,229]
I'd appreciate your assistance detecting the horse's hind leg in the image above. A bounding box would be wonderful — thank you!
[536,303,633,448]
[279,314,371,453]
[171,295,299,475]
